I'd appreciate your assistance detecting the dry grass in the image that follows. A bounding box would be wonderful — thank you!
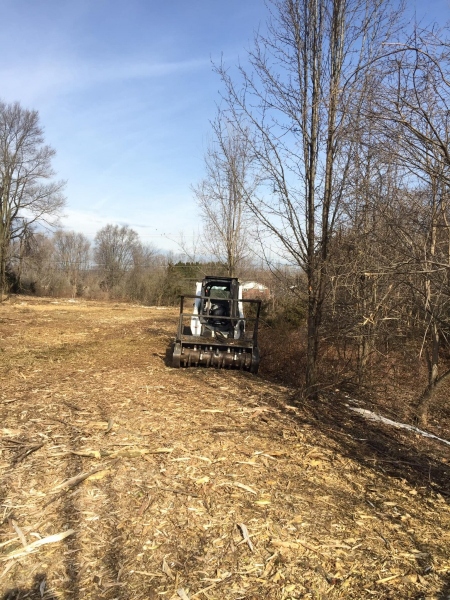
[0,297,449,599]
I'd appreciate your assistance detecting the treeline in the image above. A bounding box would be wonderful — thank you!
[5,223,277,306]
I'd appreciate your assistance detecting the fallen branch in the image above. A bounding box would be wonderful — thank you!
[14,442,45,464]
[52,465,111,491]
[1,530,75,561]
[44,461,118,506]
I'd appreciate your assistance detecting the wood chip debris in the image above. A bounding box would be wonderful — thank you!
[161,557,175,580]
[237,523,254,552]
[10,520,27,549]
[1,298,449,599]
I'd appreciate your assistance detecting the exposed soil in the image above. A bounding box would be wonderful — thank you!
[0,297,449,599]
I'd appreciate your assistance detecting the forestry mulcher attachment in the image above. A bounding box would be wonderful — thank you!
[172,276,261,373]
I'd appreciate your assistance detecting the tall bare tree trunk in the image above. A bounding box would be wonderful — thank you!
[217,0,399,396]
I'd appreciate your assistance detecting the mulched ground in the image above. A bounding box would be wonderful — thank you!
[0,297,449,599]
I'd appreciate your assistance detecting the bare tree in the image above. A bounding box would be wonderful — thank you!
[327,145,403,385]
[409,179,450,425]
[374,27,450,422]
[0,101,66,298]
[53,230,91,297]
[94,224,140,290]
[378,28,450,186]
[15,232,57,295]
[193,113,256,277]
[217,0,400,396]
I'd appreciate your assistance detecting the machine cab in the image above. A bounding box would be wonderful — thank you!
[191,276,244,338]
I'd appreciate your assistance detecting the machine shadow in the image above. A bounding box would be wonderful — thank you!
[163,340,175,367]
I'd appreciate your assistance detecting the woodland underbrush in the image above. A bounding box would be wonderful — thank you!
[258,319,450,440]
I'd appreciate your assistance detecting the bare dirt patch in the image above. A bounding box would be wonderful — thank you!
[0,297,449,599]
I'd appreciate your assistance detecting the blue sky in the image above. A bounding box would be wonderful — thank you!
[1,0,449,254]
[0,0,268,252]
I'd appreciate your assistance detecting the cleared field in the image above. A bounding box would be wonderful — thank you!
[0,297,449,599]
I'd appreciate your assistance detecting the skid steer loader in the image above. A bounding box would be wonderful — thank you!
[172,276,261,372]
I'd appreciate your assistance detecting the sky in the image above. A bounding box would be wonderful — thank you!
[0,0,268,253]
[1,0,449,255]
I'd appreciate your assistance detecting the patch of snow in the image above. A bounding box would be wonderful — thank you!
[347,406,450,447]
[345,397,366,406]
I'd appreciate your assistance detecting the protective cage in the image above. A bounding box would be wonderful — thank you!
[172,294,261,373]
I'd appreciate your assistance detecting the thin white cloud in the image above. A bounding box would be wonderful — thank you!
[0,57,209,105]
[59,207,194,253]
